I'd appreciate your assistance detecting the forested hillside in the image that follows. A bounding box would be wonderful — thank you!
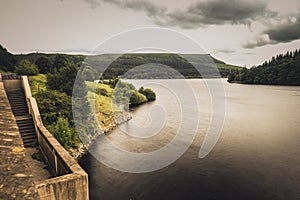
[0,45,16,72]
[0,45,241,78]
[228,49,300,85]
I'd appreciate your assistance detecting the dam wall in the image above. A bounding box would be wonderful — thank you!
[3,74,89,200]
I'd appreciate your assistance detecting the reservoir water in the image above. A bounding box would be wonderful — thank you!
[79,79,300,200]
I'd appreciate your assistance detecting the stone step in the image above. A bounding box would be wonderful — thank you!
[11,111,29,116]
[19,128,36,134]
[20,131,36,137]
[18,124,35,130]
[5,89,38,148]
[17,120,34,126]
[22,135,37,141]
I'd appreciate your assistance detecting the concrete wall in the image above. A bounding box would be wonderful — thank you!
[2,79,22,91]
[20,76,89,200]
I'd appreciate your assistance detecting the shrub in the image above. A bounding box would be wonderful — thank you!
[130,90,147,106]
[15,59,39,75]
[138,87,156,101]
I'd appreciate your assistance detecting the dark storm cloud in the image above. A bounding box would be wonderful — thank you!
[244,12,300,48]
[79,0,273,27]
[162,0,272,28]
[265,20,300,42]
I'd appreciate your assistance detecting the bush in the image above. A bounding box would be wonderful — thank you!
[47,63,78,96]
[96,87,109,97]
[138,87,156,101]
[15,59,39,75]
[47,117,79,150]
[35,56,53,74]
[35,90,72,126]
[130,90,147,106]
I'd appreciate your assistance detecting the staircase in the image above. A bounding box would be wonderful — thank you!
[6,89,38,147]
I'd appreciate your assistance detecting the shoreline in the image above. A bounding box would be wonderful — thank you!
[70,111,132,161]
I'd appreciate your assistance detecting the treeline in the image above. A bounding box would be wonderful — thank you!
[0,45,241,78]
[228,49,300,85]
[88,53,236,78]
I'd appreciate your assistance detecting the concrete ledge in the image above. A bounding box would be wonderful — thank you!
[21,76,89,200]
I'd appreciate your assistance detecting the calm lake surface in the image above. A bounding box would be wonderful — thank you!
[79,79,300,200]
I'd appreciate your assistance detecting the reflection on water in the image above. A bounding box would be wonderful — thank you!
[79,79,300,200]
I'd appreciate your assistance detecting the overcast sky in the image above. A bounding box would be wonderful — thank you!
[1,0,300,66]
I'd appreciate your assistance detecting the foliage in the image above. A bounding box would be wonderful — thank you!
[47,62,78,96]
[52,54,69,73]
[79,62,99,81]
[85,81,113,97]
[130,90,147,106]
[35,56,53,74]
[228,49,300,85]
[107,79,156,106]
[112,80,136,105]
[28,74,47,96]
[35,89,72,126]
[47,117,79,150]
[72,77,98,144]
[0,44,242,78]
[86,53,242,79]
[0,45,16,72]
[15,59,39,75]
[138,87,156,101]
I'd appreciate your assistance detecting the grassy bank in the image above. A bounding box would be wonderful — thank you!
[28,75,155,158]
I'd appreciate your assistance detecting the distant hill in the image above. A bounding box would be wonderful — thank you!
[85,53,242,79]
[228,49,300,85]
[0,45,242,78]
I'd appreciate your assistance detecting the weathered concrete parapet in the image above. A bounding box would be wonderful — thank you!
[21,76,89,200]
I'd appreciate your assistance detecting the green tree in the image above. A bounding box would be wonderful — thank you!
[227,72,237,82]
[138,87,156,101]
[130,90,147,106]
[35,56,53,74]
[227,48,300,86]
[15,59,39,75]
[79,62,99,81]
[0,45,16,72]
[35,89,72,126]
[48,117,79,150]
[47,62,78,96]
[52,54,69,73]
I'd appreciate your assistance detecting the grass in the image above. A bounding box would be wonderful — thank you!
[28,77,121,131]
[86,82,123,131]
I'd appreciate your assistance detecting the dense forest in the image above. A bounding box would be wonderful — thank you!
[228,49,300,85]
